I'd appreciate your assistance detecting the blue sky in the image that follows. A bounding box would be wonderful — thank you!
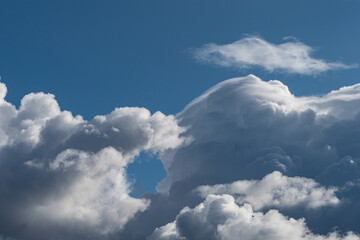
[1,2,360,239]
[1,0,360,117]
[2,1,359,195]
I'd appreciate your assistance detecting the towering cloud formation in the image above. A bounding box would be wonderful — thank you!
[193,37,355,74]
[0,83,185,239]
[157,74,360,194]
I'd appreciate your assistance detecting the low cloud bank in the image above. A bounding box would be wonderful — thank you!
[149,194,359,240]
[3,74,360,239]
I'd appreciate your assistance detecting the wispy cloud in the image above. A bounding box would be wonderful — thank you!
[193,36,356,75]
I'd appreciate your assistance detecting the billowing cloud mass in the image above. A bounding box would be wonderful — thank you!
[193,36,355,74]
[3,73,360,240]
[0,82,185,239]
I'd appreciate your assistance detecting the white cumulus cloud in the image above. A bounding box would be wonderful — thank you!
[0,82,186,240]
